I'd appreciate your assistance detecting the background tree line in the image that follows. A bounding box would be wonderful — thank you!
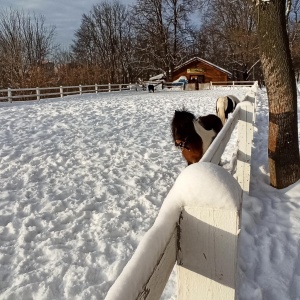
[0,0,300,89]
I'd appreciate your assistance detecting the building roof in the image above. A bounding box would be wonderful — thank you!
[149,73,166,81]
[174,57,232,76]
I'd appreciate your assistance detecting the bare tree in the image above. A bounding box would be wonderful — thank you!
[0,8,56,88]
[255,0,300,188]
[192,0,260,80]
[129,0,194,80]
[72,1,134,83]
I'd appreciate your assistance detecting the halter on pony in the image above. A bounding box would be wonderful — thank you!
[175,138,190,151]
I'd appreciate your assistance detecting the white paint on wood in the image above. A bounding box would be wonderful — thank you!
[210,81,255,88]
[60,86,63,98]
[201,107,240,164]
[236,99,255,194]
[202,84,257,194]
[177,207,240,300]
[137,228,177,300]
[198,83,211,90]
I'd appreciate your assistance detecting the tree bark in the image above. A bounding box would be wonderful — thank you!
[256,0,300,188]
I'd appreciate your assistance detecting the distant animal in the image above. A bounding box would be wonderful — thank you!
[171,109,223,165]
[216,95,240,125]
[148,84,155,92]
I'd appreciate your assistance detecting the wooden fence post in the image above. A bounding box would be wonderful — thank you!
[95,84,98,93]
[8,88,12,103]
[60,86,63,98]
[79,84,82,95]
[177,206,240,300]
[36,87,40,101]
[236,98,255,194]
[109,83,111,92]
[105,163,242,300]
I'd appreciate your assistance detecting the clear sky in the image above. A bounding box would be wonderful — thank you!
[0,0,133,49]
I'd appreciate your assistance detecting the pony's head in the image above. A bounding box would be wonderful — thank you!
[171,109,195,143]
[171,109,203,165]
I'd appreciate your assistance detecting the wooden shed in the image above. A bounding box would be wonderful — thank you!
[172,57,231,89]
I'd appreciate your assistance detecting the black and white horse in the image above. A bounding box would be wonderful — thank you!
[216,95,240,125]
[171,109,223,165]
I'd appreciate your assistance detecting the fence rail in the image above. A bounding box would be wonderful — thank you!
[135,81,185,91]
[0,81,255,102]
[0,83,134,102]
[210,81,255,88]
[105,82,258,300]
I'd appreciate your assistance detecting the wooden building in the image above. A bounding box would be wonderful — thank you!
[172,57,231,89]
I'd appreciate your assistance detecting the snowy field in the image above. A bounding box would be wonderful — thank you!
[0,87,299,300]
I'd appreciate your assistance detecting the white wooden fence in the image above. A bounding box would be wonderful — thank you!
[105,82,258,300]
[0,81,257,102]
[0,83,135,102]
[194,81,255,91]
[136,81,185,91]
[210,81,255,89]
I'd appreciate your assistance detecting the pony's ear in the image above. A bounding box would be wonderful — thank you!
[175,108,185,114]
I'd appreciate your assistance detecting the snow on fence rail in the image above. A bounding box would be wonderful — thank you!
[105,82,258,300]
[0,83,135,102]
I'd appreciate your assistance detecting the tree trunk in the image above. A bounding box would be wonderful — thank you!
[256,0,300,188]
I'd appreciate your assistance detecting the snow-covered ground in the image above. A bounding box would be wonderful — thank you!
[0,87,299,300]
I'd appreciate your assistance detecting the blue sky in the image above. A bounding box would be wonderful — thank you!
[1,0,133,49]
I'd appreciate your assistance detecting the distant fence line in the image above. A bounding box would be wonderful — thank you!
[0,83,134,103]
[0,81,255,103]
[209,81,255,89]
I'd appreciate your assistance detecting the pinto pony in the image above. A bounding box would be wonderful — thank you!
[216,95,240,125]
[171,109,223,165]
